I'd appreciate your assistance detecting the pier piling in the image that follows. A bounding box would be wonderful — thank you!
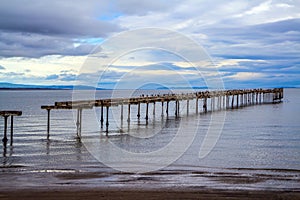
[146,102,149,121]
[137,103,141,118]
[161,102,164,117]
[166,101,169,115]
[100,105,104,128]
[47,109,50,138]
[196,98,199,114]
[0,111,22,145]
[3,116,8,143]
[127,104,131,122]
[106,106,109,135]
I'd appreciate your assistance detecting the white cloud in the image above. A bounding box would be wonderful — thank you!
[226,72,266,80]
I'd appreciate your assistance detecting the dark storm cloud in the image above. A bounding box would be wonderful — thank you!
[0,0,122,58]
[0,0,120,37]
[0,32,97,57]
[113,0,181,15]
[200,18,300,61]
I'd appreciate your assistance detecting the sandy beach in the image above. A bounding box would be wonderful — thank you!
[0,188,300,200]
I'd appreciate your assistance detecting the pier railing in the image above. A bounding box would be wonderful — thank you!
[41,88,283,138]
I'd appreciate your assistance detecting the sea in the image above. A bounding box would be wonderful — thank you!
[0,88,299,191]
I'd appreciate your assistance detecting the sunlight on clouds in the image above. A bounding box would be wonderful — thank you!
[0,55,85,84]
[214,59,268,69]
[244,0,271,15]
[232,0,300,25]
[275,3,293,8]
[227,72,266,80]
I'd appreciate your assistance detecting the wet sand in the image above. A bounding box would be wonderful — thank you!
[0,188,299,200]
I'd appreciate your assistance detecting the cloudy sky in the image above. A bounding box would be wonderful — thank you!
[0,0,299,89]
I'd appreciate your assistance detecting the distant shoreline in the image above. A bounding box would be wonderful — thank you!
[0,87,298,91]
[0,88,69,90]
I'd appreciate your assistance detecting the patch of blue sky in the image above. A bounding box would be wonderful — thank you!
[74,38,105,45]
[97,11,122,21]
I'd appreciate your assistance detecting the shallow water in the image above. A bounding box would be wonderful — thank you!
[0,88,299,191]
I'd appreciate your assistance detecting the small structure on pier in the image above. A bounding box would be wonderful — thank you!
[0,111,22,145]
[41,88,283,138]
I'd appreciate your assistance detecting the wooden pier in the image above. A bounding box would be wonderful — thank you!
[41,88,283,138]
[0,111,22,145]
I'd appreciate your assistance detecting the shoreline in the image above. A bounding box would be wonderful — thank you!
[0,187,300,200]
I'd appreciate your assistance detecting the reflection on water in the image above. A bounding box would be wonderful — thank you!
[0,89,299,190]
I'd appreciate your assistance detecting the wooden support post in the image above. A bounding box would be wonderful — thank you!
[226,95,229,109]
[186,99,189,115]
[2,116,8,143]
[121,103,124,121]
[241,94,243,107]
[79,109,82,137]
[248,93,251,104]
[204,97,207,113]
[213,97,215,111]
[106,106,109,135]
[76,109,80,137]
[231,95,234,109]
[100,105,104,128]
[220,96,222,110]
[47,109,50,139]
[4,111,22,142]
[146,102,149,121]
[196,97,198,114]
[137,103,140,118]
[161,101,164,117]
[10,116,13,145]
[127,104,131,122]
[166,101,169,115]
[241,93,243,106]
[76,108,82,138]
[211,97,213,112]
[153,102,156,115]
[177,100,180,117]
[76,109,82,138]
[249,92,251,104]
[236,94,239,108]
[175,100,178,117]
[260,93,262,104]
[222,95,225,110]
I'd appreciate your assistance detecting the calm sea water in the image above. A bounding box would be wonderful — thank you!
[0,88,299,191]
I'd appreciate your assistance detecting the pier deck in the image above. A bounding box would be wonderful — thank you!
[41,88,283,138]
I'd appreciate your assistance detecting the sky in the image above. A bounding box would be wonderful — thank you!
[0,0,299,89]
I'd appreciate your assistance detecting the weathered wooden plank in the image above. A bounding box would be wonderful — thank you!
[0,111,22,116]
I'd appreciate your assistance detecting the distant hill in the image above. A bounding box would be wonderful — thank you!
[0,82,105,90]
[157,86,208,90]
